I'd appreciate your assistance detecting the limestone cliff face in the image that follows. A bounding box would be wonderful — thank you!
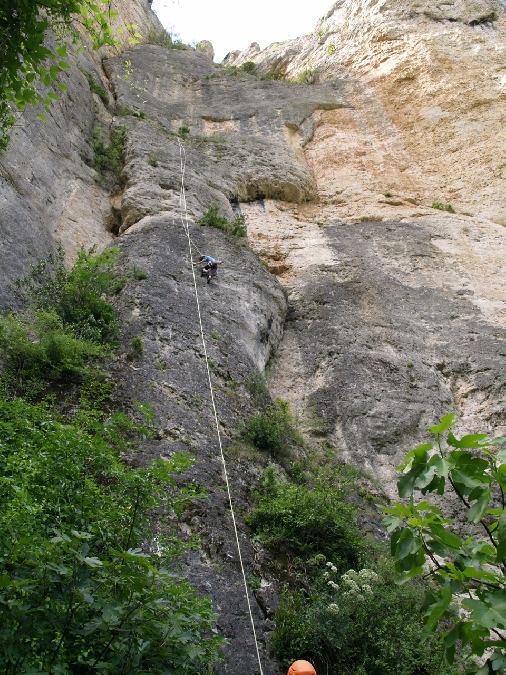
[230,0,506,226]
[1,0,506,672]
[0,0,161,308]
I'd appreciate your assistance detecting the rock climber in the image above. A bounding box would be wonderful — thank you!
[192,255,222,284]
[287,661,317,675]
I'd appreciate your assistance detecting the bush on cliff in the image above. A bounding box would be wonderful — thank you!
[198,205,247,237]
[247,458,458,672]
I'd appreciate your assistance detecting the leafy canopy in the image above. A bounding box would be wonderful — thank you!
[0,397,223,674]
[0,0,141,149]
[384,413,506,674]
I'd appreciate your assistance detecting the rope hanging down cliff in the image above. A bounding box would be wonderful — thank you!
[177,140,265,675]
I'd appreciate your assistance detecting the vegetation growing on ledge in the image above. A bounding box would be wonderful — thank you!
[432,201,455,213]
[198,205,247,237]
[143,27,187,50]
[240,390,462,673]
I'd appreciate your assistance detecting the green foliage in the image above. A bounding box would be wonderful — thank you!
[144,27,186,50]
[242,400,302,459]
[384,191,393,198]
[326,43,336,56]
[0,397,223,674]
[260,71,287,81]
[294,69,316,84]
[210,331,221,340]
[240,61,256,73]
[0,0,123,150]
[91,125,127,181]
[198,205,247,237]
[130,336,143,359]
[432,201,455,213]
[1,245,122,398]
[179,125,190,138]
[80,69,109,106]
[0,310,105,396]
[115,104,149,120]
[272,559,456,674]
[384,413,506,674]
[16,243,120,344]
[247,466,363,568]
[133,266,148,280]
[147,151,160,167]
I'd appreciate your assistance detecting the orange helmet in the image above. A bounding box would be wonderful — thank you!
[287,660,317,675]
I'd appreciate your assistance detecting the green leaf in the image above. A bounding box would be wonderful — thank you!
[468,491,491,524]
[427,523,463,549]
[447,432,489,448]
[428,413,455,434]
[393,528,422,561]
[497,509,506,563]
[56,45,67,57]
[37,113,47,122]
[425,586,453,629]
[464,591,506,630]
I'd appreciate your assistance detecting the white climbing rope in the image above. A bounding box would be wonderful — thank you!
[177,140,265,675]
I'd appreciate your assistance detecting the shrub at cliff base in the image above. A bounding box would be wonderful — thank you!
[0,247,223,673]
[248,467,459,673]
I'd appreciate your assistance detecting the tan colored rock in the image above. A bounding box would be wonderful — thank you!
[228,0,506,226]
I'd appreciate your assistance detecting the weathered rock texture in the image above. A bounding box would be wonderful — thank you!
[0,0,161,308]
[110,216,286,674]
[230,0,506,226]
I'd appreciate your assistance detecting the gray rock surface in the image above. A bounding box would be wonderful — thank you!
[0,0,162,308]
[266,218,506,490]
[103,46,346,230]
[109,215,287,674]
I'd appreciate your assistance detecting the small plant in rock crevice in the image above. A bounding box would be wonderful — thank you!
[90,125,127,183]
[129,335,143,360]
[294,69,316,85]
[80,68,110,106]
[432,200,455,213]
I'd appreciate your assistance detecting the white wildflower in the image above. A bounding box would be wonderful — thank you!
[362,584,373,596]
[327,603,340,614]
[323,571,329,579]
[331,565,337,573]
[326,562,333,568]
[327,580,339,590]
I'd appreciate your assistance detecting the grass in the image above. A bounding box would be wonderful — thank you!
[80,69,109,106]
[198,205,247,237]
[432,201,455,213]
[143,28,187,50]
[293,69,316,84]
[147,152,159,167]
[91,125,127,182]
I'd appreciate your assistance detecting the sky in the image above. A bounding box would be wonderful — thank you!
[151,0,335,62]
